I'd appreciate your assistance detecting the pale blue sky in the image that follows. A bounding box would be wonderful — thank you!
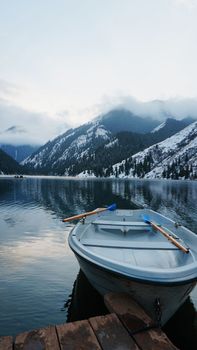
[0,0,197,144]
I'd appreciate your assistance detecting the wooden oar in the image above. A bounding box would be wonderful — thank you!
[143,215,189,254]
[63,203,117,223]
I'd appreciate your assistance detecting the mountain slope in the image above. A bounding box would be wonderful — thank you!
[113,121,197,180]
[22,109,195,177]
[151,117,194,139]
[0,144,39,162]
[91,117,194,174]
[22,121,111,175]
[98,109,159,133]
[0,149,24,174]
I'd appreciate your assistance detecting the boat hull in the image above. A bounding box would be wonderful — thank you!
[67,208,197,325]
[76,254,196,325]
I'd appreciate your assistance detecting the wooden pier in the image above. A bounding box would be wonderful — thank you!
[0,293,179,350]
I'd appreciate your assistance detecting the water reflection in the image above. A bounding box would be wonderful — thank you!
[164,298,197,350]
[126,180,197,233]
[66,270,108,322]
[66,270,197,350]
[1,178,197,232]
[0,176,197,337]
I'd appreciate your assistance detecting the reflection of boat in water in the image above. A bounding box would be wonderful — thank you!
[68,208,197,326]
[66,270,108,323]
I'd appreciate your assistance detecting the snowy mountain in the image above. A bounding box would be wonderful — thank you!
[22,120,111,175]
[22,108,159,175]
[22,108,195,177]
[112,121,197,180]
[97,109,159,133]
[151,117,193,139]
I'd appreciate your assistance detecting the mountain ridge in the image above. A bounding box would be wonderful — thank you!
[111,121,197,180]
[21,108,195,178]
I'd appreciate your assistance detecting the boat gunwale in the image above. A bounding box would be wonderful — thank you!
[67,208,197,285]
[69,236,197,286]
[68,230,197,285]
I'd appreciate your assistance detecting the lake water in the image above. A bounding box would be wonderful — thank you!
[0,176,197,347]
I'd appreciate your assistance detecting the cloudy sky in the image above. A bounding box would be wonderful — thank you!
[1,0,197,145]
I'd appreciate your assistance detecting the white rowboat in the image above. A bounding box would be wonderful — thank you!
[68,208,197,325]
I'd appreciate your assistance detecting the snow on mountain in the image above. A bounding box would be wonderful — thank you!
[22,120,112,174]
[76,170,96,178]
[151,121,166,133]
[22,108,195,178]
[150,117,193,137]
[114,121,197,180]
[104,138,119,149]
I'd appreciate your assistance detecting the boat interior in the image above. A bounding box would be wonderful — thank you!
[73,209,196,270]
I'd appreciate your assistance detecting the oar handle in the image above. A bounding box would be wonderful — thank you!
[151,222,189,254]
[63,203,117,223]
[63,208,105,222]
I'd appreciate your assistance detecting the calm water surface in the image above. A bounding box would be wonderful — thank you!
[0,176,197,344]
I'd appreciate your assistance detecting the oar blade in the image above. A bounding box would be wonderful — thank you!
[107,203,117,211]
[142,214,151,224]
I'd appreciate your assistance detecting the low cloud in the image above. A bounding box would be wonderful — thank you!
[0,98,71,146]
[1,77,197,147]
[4,125,27,134]
[0,80,72,146]
[96,95,197,121]
[174,0,197,8]
[0,79,19,98]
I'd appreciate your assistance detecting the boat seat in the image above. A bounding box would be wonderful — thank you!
[92,220,149,227]
[81,239,179,250]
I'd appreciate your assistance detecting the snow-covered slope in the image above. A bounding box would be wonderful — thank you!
[113,121,197,180]
[151,121,166,133]
[22,121,111,175]
[22,108,195,178]
[150,117,193,138]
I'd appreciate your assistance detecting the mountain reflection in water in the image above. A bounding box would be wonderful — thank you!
[66,270,197,350]
[0,177,197,339]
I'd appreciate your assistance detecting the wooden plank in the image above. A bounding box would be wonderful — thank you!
[120,314,179,350]
[0,336,13,350]
[104,292,152,324]
[104,293,179,350]
[14,325,59,350]
[89,313,139,350]
[56,320,101,350]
